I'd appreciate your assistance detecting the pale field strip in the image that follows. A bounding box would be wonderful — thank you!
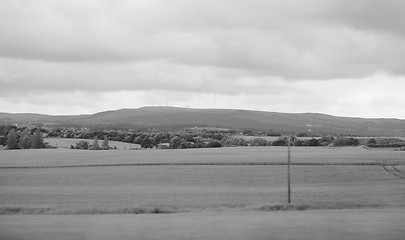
[1,146,404,168]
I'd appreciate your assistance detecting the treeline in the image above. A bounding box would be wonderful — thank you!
[226,136,404,148]
[366,138,405,148]
[48,126,228,149]
[72,136,111,150]
[224,136,360,147]
[2,124,404,150]
[0,125,229,150]
[46,127,221,142]
[1,127,46,150]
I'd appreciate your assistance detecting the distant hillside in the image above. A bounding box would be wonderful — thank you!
[1,106,405,136]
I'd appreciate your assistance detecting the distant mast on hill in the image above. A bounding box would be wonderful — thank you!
[214,92,216,109]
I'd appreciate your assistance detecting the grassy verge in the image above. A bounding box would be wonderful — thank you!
[0,202,388,215]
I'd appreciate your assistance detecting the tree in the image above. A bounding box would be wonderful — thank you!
[123,135,133,143]
[0,136,6,146]
[19,132,32,149]
[32,128,44,149]
[102,136,110,150]
[141,137,153,149]
[179,139,189,149]
[332,138,345,147]
[133,135,145,144]
[170,136,181,149]
[238,138,248,146]
[367,138,377,146]
[6,129,19,150]
[318,136,334,146]
[90,137,101,150]
[303,138,321,146]
[350,138,360,146]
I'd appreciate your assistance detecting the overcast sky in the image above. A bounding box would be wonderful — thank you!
[1,0,405,119]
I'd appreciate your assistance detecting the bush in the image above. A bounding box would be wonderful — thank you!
[75,141,89,150]
[369,143,405,148]
[369,138,405,148]
[272,139,287,146]
[303,138,321,146]
[294,139,304,146]
[193,142,207,148]
[332,137,360,147]
[223,137,248,147]
[250,138,268,146]
[367,138,377,145]
[318,136,334,146]
[206,140,222,148]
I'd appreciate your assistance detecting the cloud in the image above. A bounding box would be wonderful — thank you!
[215,74,405,119]
[325,0,405,37]
[0,57,328,97]
[1,0,404,78]
[0,0,404,118]
[2,70,405,119]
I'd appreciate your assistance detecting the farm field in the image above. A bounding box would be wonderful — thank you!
[1,146,404,168]
[1,209,404,240]
[45,137,141,150]
[0,146,404,239]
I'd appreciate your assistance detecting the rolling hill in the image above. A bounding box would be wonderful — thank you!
[1,106,405,136]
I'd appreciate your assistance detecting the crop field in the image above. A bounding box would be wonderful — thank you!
[0,146,404,239]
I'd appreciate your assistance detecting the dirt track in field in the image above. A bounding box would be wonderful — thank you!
[382,165,405,179]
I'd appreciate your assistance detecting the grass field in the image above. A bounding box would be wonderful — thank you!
[0,146,404,239]
[1,209,404,240]
[44,137,141,150]
[1,146,404,168]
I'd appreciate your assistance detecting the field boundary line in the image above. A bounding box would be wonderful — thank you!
[382,165,405,179]
[0,162,385,169]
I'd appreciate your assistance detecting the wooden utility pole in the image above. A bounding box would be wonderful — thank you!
[287,136,291,204]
